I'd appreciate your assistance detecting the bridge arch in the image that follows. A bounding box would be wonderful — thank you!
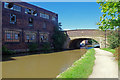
[63,36,105,49]
[63,29,109,49]
[69,38,99,49]
[69,37,100,49]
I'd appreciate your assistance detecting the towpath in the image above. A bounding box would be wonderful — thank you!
[89,48,118,78]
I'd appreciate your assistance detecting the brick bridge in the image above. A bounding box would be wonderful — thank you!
[63,29,110,49]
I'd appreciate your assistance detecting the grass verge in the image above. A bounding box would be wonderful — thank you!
[101,48,115,54]
[101,48,119,60]
[57,48,95,78]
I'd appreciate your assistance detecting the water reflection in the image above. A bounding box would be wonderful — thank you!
[2,49,87,78]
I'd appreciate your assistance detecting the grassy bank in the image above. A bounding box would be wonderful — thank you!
[57,48,95,78]
[101,48,115,54]
[101,48,119,60]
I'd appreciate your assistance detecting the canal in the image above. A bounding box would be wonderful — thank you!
[2,49,87,78]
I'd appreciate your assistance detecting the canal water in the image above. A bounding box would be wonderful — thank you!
[2,49,87,78]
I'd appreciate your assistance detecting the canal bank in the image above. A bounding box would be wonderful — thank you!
[57,48,95,78]
[2,49,87,78]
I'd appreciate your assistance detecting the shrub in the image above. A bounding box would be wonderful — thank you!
[2,46,15,55]
[28,43,38,52]
[107,30,120,49]
[41,42,52,53]
[52,23,67,51]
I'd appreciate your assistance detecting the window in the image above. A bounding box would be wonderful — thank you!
[39,33,49,42]
[13,5,21,12]
[6,33,11,39]
[4,2,13,10]
[52,16,56,21]
[4,2,9,9]
[28,17,33,26]
[46,15,49,19]
[10,14,16,24]
[32,10,37,16]
[25,8,37,16]
[40,13,44,18]
[45,14,49,19]
[43,22,46,28]
[40,13,49,19]
[25,8,31,14]
[4,2,21,12]
[26,35,29,40]
[5,30,20,42]
[40,35,44,42]
[25,32,36,42]
[32,35,35,40]
[14,34,18,40]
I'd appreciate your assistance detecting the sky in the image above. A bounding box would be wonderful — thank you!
[27,2,102,30]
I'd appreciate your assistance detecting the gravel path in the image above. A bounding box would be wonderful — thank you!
[89,48,118,78]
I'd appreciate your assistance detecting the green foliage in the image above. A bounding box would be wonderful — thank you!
[101,48,115,54]
[28,43,38,52]
[58,49,95,78]
[2,46,8,53]
[97,1,120,30]
[52,23,67,51]
[107,30,120,49]
[101,47,120,60]
[41,42,52,53]
[88,39,99,44]
[2,46,15,54]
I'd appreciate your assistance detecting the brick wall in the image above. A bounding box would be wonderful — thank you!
[2,2,58,51]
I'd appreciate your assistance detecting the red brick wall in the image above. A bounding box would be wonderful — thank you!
[2,2,58,50]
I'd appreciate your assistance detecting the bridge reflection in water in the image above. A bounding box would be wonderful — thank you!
[2,49,87,78]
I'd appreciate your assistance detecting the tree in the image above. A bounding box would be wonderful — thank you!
[52,22,67,51]
[97,1,120,49]
[88,39,99,45]
[107,29,120,49]
[97,1,120,30]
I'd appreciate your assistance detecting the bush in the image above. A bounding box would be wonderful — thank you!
[52,23,67,51]
[28,43,38,52]
[2,46,15,55]
[40,42,52,53]
[107,30,120,49]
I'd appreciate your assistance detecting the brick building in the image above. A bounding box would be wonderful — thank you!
[2,2,58,51]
